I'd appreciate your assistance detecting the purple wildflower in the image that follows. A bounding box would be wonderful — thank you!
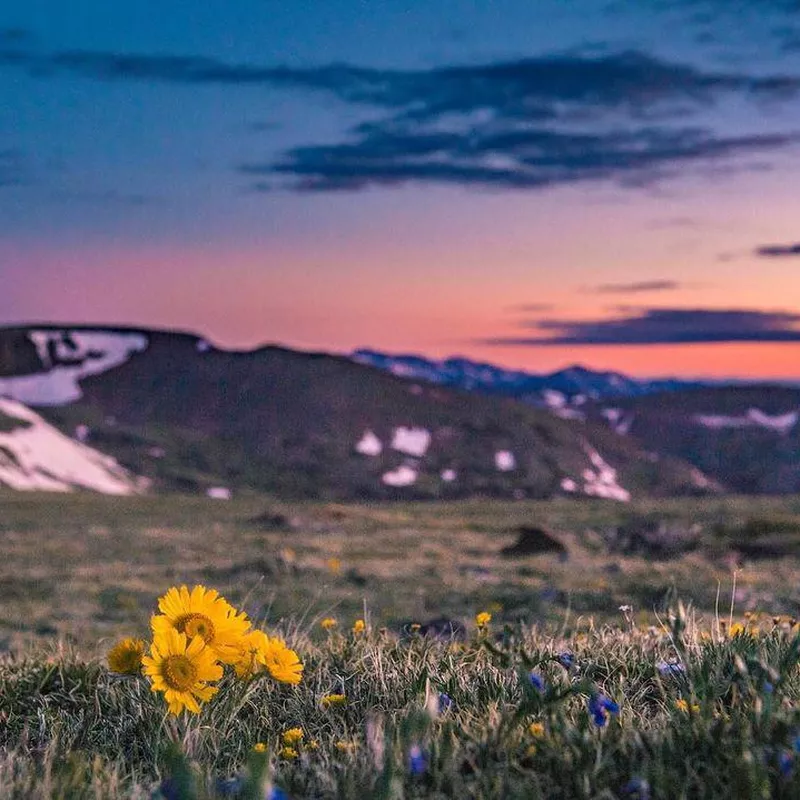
[623,777,651,799]
[529,672,546,693]
[588,693,619,727]
[408,744,427,776]
[557,652,575,669]
[656,661,685,677]
[438,692,453,714]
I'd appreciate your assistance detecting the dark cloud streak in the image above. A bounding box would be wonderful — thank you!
[756,242,800,257]
[485,308,800,346]
[592,280,680,294]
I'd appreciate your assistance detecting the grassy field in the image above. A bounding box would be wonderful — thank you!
[3,492,800,797]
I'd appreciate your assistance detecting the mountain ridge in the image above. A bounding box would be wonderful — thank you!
[0,324,712,499]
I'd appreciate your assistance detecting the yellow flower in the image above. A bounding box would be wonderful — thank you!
[409,623,421,633]
[321,693,347,709]
[525,744,537,757]
[252,742,267,753]
[151,585,251,665]
[675,699,699,713]
[335,740,357,753]
[234,630,304,685]
[326,557,342,575]
[282,727,304,746]
[141,628,222,715]
[321,617,338,631]
[728,623,746,637]
[261,636,304,685]
[528,722,545,738]
[352,619,366,635]
[279,747,298,760]
[107,638,146,675]
[475,611,492,628]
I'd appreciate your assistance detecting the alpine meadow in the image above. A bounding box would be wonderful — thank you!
[5,1,800,797]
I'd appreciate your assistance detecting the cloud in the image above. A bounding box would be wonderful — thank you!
[3,39,800,192]
[508,303,555,312]
[591,280,680,294]
[484,307,800,346]
[244,127,799,191]
[756,242,800,257]
[3,44,796,105]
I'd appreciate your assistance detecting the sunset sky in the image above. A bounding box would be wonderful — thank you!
[2,0,800,378]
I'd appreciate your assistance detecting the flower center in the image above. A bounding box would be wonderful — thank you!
[119,650,141,672]
[163,655,198,691]
[175,613,216,643]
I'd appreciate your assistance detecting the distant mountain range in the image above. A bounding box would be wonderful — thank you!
[0,324,710,500]
[352,349,798,402]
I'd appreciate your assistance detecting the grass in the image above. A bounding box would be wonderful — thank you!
[4,492,800,797]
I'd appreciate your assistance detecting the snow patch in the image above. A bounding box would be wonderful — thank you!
[554,407,586,421]
[74,424,90,442]
[382,464,418,487]
[543,389,567,409]
[601,407,634,435]
[495,450,516,471]
[196,339,211,353]
[391,426,431,457]
[355,430,383,456]
[0,329,148,406]
[694,408,798,435]
[581,447,630,502]
[440,468,457,482]
[690,467,713,489]
[0,397,141,494]
[560,477,577,492]
[206,486,231,500]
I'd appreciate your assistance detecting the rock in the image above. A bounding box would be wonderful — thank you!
[246,511,294,531]
[403,617,467,641]
[500,526,568,559]
[607,517,701,559]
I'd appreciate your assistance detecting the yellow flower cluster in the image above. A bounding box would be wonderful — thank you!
[107,584,304,715]
[475,611,492,628]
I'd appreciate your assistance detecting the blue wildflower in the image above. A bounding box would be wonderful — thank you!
[779,751,793,777]
[623,777,651,799]
[764,681,774,695]
[588,693,619,727]
[793,733,800,753]
[556,652,575,669]
[408,744,427,776]
[158,779,181,800]
[215,777,244,797]
[268,788,290,800]
[529,672,546,693]
[438,692,453,714]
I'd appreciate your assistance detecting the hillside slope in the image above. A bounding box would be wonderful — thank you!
[587,387,800,494]
[0,326,710,500]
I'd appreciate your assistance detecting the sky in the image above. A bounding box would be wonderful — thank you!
[2,0,800,379]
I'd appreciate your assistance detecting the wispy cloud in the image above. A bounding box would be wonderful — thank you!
[591,280,680,294]
[756,242,800,257]
[246,128,799,192]
[485,307,800,345]
[508,303,555,312]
